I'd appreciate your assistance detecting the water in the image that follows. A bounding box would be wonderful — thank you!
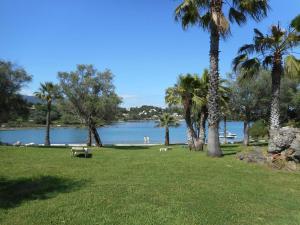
[0,120,244,145]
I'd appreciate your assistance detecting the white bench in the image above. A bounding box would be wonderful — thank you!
[71,147,93,158]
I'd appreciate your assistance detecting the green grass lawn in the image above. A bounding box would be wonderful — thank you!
[0,145,300,225]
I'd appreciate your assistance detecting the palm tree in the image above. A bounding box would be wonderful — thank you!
[156,113,180,145]
[193,69,230,146]
[166,70,229,150]
[175,0,269,157]
[232,23,300,150]
[166,74,202,150]
[34,82,61,146]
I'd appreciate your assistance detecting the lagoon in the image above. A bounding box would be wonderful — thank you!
[0,120,244,145]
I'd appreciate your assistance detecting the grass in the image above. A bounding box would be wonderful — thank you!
[0,145,300,225]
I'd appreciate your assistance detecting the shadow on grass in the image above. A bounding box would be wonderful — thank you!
[221,144,242,156]
[30,146,69,149]
[249,142,268,147]
[0,175,86,209]
[105,146,151,150]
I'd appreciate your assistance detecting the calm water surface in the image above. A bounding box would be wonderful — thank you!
[0,120,244,144]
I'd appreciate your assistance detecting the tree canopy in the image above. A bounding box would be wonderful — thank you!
[0,61,32,122]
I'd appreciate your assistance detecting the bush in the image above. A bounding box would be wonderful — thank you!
[249,120,268,140]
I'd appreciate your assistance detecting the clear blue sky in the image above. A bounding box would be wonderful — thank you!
[1,0,299,108]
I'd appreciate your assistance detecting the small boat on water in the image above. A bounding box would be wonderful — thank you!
[219,132,237,139]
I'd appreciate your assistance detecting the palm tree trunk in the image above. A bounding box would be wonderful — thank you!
[45,102,51,146]
[198,111,207,151]
[243,120,249,146]
[270,58,282,130]
[184,99,202,151]
[269,55,282,152]
[165,126,170,146]
[224,116,227,144]
[207,2,222,157]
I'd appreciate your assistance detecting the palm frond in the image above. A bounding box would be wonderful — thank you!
[228,7,246,25]
[239,58,261,81]
[211,11,229,35]
[262,55,273,69]
[284,55,300,79]
[238,44,255,54]
[253,28,264,38]
[175,0,201,29]
[236,0,269,22]
[291,14,300,32]
[232,54,248,72]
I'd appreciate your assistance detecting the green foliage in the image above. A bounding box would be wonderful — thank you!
[291,14,300,31]
[156,113,180,128]
[233,24,300,79]
[125,105,164,120]
[249,120,268,140]
[228,70,271,122]
[29,104,61,124]
[34,82,61,104]
[1,145,300,225]
[175,0,269,37]
[0,61,32,122]
[58,65,121,126]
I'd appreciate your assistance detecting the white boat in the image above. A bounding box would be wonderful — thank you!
[219,132,237,139]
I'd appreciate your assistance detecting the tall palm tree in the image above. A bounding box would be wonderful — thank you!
[156,113,180,146]
[175,0,269,157]
[232,24,300,150]
[34,82,61,146]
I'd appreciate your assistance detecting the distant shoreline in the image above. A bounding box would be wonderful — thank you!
[0,119,161,131]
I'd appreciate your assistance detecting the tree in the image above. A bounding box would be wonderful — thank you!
[156,113,179,146]
[192,69,230,147]
[34,82,61,146]
[0,61,32,122]
[166,71,229,151]
[233,23,300,150]
[58,65,121,147]
[175,0,269,157]
[228,71,271,145]
[166,74,203,150]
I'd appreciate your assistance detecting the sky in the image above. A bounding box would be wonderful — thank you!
[1,0,299,108]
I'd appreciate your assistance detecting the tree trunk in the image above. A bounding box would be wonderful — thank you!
[198,111,207,151]
[91,124,102,147]
[87,115,102,147]
[243,121,249,146]
[87,127,92,146]
[165,126,169,146]
[45,102,51,146]
[186,129,194,150]
[224,116,227,144]
[268,54,282,152]
[207,2,222,157]
[270,56,282,130]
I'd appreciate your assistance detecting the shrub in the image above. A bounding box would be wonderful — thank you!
[249,120,268,140]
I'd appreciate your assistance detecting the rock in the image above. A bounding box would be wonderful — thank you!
[268,127,298,153]
[292,149,300,163]
[285,161,297,171]
[290,134,300,151]
[236,147,266,164]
